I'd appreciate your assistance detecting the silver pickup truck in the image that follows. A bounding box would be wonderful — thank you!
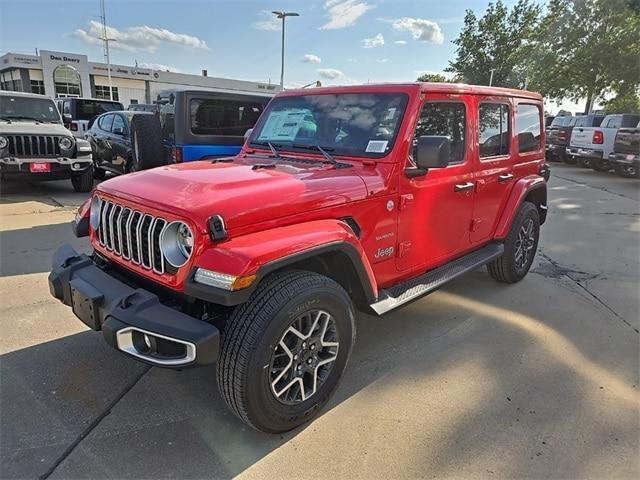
[0,91,94,191]
[566,113,640,171]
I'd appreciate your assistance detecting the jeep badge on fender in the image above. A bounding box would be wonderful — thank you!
[50,82,549,433]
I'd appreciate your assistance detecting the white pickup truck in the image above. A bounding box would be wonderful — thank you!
[566,113,640,171]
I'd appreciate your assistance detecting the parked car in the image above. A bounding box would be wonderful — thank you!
[0,91,94,191]
[128,103,158,113]
[566,113,640,169]
[608,121,640,178]
[85,110,161,178]
[56,97,124,138]
[546,114,604,163]
[51,82,549,433]
[155,90,271,163]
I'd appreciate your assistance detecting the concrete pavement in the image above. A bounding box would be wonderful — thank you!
[1,166,638,479]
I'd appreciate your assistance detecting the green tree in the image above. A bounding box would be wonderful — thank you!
[602,90,640,114]
[416,73,450,82]
[528,0,640,113]
[445,0,541,88]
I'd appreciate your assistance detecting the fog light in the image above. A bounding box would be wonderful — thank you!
[143,334,152,349]
[73,163,81,169]
[193,268,255,291]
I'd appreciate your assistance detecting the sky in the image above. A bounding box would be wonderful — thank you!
[0,0,585,112]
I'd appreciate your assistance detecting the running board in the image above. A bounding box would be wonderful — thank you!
[369,243,504,315]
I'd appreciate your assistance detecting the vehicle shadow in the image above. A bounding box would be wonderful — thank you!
[0,178,93,207]
[3,272,637,479]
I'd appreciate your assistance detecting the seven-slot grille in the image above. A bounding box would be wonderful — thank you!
[97,198,168,274]
[5,135,62,157]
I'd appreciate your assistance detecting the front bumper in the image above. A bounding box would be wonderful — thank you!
[48,244,220,368]
[0,155,92,177]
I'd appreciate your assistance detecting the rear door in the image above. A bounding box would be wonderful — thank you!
[109,113,130,172]
[470,97,514,244]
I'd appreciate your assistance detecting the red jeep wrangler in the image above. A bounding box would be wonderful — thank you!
[50,83,549,433]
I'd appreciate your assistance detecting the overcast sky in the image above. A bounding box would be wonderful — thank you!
[0,0,587,113]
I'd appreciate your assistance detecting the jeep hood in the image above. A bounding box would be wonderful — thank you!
[97,158,368,231]
[0,121,69,136]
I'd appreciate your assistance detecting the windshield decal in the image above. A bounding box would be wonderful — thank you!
[366,140,388,153]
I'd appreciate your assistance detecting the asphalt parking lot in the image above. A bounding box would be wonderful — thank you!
[1,165,638,479]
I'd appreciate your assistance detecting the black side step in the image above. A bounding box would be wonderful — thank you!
[369,243,504,315]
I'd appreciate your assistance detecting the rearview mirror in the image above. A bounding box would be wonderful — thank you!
[407,136,450,177]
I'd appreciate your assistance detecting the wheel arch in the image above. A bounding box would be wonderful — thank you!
[494,176,547,239]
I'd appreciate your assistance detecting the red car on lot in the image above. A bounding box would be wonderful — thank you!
[50,82,549,432]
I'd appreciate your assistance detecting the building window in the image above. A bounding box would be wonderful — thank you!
[479,103,510,158]
[94,85,119,101]
[31,80,45,95]
[0,70,22,92]
[53,65,82,97]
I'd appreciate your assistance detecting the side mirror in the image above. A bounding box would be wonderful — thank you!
[113,127,125,136]
[63,113,72,125]
[407,136,450,177]
[244,128,253,141]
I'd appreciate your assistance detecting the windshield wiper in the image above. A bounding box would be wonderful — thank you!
[2,115,43,123]
[292,144,337,165]
[249,141,284,159]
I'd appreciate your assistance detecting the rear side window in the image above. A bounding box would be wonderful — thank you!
[479,103,510,158]
[413,102,466,164]
[603,116,622,128]
[190,98,265,136]
[622,115,640,127]
[98,114,113,132]
[516,104,541,153]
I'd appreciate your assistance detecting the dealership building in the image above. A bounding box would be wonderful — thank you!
[0,50,280,106]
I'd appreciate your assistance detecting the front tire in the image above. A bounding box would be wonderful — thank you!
[71,166,94,193]
[487,201,540,284]
[217,270,355,433]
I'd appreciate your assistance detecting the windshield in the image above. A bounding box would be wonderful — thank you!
[0,95,61,123]
[250,92,409,158]
[550,116,569,127]
[76,100,123,120]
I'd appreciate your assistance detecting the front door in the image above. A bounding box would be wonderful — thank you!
[396,95,475,273]
[470,98,515,243]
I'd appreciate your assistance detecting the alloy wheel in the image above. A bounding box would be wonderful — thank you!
[269,310,339,405]
[514,218,536,272]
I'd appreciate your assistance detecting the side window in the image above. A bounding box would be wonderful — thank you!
[479,103,510,158]
[99,114,114,132]
[111,114,126,133]
[516,104,541,153]
[190,98,265,136]
[413,102,466,164]
[63,101,70,115]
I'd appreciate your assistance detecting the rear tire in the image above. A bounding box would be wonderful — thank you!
[591,159,611,172]
[614,164,639,179]
[487,201,540,284]
[71,166,94,193]
[577,157,592,168]
[130,115,165,170]
[217,270,355,433]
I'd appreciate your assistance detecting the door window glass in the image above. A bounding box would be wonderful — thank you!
[190,98,267,136]
[516,104,541,153]
[111,114,126,133]
[98,114,113,132]
[413,102,466,164]
[479,103,510,158]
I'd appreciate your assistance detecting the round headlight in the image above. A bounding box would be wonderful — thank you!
[59,136,74,150]
[0,136,7,149]
[161,221,194,268]
[90,196,102,230]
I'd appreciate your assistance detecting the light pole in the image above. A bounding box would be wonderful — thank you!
[272,10,299,88]
[489,68,496,87]
[99,0,116,100]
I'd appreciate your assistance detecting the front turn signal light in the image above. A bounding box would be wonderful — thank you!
[193,268,256,291]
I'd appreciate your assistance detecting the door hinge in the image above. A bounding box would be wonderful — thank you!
[398,241,412,257]
[400,194,414,210]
